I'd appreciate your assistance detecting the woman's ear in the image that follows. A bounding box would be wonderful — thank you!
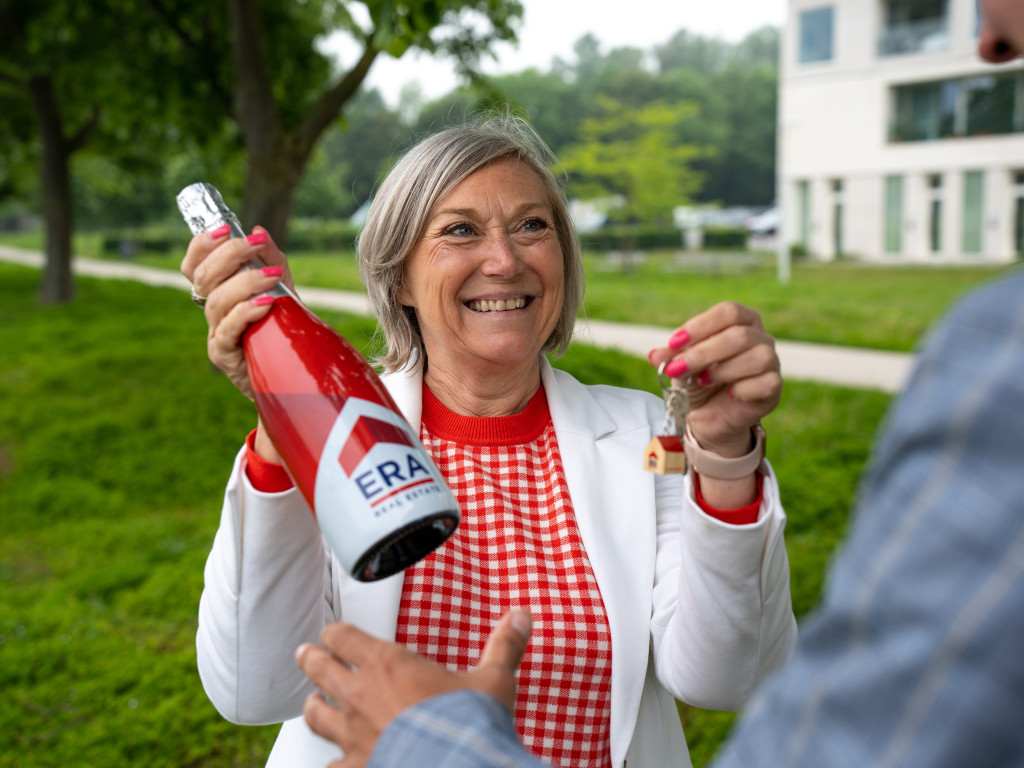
[398,283,415,308]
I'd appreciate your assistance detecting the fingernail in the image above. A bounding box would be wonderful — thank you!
[253,295,276,307]
[698,370,711,387]
[208,224,231,239]
[668,329,690,349]
[261,266,284,277]
[647,349,657,364]
[664,359,688,378]
[510,610,532,639]
[246,231,268,245]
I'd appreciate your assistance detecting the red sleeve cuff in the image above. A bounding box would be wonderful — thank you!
[694,472,763,526]
[244,429,295,493]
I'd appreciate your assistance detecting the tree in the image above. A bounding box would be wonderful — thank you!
[0,0,232,303]
[655,30,734,76]
[558,96,707,226]
[0,2,113,303]
[148,0,523,243]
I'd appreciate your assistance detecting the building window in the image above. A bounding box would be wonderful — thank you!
[962,171,985,254]
[831,179,845,257]
[927,174,943,254]
[885,176,904,254]
[879,0,949,56]
[890,72,1024,142]
[1012,171,1024,257]
[965,75,1018,136]
[797,181,811,250]
[800,6,834,63]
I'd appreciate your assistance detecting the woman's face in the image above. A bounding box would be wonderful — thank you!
[400,158,565,377]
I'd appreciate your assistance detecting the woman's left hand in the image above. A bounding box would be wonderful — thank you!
[648,302,781,459]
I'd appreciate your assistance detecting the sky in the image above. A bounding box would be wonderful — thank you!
[350,0,787,105]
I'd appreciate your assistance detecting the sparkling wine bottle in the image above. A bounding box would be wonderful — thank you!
[177,183,459,581]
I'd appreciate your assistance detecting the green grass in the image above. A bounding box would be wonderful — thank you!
[581,253,1015,352]
[1,231,1014,352]
[0,262,892,766]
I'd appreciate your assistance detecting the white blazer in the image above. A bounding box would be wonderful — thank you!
[197,358,797,768]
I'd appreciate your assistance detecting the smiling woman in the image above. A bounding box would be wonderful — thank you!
[180,113,797,768]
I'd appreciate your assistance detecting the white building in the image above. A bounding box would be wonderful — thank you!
[779,0,1024,263]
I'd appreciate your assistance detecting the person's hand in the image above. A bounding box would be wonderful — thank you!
[648,302,781,459]
[180,225,295,400]
[295,610,532,768]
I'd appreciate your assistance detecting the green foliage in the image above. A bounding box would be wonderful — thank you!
[0,261,891,766]
[559,96,708,225]
[581,225,684,252]
[286,219,364,252]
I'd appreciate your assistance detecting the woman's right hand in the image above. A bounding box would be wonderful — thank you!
[180,225,295,401]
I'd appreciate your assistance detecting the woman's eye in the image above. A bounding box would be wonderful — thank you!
[443,223,474,236]
[522,217,548,232]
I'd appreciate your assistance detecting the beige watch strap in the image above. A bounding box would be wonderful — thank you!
[683,423,766,480]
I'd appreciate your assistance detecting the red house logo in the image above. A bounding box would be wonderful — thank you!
[338,416,415,476]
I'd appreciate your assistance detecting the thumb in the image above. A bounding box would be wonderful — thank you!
[478,610,532,675]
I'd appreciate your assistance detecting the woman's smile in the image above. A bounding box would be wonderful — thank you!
[466,296,530,312]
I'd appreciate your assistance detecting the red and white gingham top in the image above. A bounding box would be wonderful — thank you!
[395,384,613,768]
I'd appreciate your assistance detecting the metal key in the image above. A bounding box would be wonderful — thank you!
[643,362,691,474]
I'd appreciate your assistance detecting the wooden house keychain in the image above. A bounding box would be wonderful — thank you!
[644,361,690,474]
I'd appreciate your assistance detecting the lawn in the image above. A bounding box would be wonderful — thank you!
[0,262,893,766]
[1,229,1015,352]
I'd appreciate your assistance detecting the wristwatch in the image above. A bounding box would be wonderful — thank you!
[683,423,766,480]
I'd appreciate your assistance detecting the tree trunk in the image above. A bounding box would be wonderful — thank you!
[28,75,75,305]
[241,144,305,245]
[227,0,378,248]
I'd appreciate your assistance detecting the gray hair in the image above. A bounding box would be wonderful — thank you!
[356,114,584,373]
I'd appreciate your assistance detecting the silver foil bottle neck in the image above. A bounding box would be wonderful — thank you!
[175,181,296,302]
[176,183,242,235]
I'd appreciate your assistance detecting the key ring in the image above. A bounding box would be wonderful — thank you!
[657,360,690,437]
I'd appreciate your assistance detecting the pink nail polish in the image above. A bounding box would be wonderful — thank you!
[698,370,711,387]
[246,231,268,245]
[668,329,690,349]
[647,349,657,364]
[208,224,231,239]
[253,295,276,307]
[664,359,688,378]
[727,388,734,399]
[261,266,284,277]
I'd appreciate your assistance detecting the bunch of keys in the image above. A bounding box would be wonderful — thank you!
[643,361,690,474]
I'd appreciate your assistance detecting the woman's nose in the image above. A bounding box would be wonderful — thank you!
[481,234,522,276]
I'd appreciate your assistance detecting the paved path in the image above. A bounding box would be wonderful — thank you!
[1,246,915,393]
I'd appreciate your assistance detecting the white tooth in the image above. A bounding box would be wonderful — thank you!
[469,298,526,311]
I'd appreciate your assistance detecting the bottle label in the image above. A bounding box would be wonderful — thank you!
[314,397,456,572]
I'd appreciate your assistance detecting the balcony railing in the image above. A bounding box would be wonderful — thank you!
[878,17,949,56]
